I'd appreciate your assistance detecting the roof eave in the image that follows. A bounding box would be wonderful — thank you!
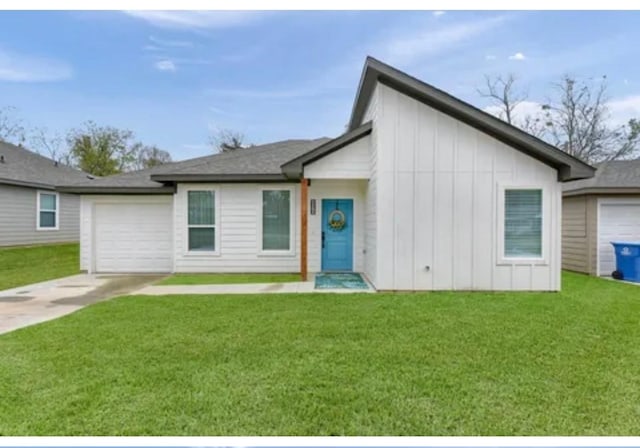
[149,173,292,183]
[56,186,175,195]
[563,187,640,197]
[0,177,55,190]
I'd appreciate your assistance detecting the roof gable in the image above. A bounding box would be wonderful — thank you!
[348,57,595,182]
[281,122,372,179]
[0,140,90,189]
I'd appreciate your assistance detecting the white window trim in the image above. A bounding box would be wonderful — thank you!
[496,183,548,266]
[258,186,296,257]
[37,190,59,231]
[184,187,220,256]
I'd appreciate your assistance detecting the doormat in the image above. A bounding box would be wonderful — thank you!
[315,273,370,290]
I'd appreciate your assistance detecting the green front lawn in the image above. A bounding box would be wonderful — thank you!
[1,272,640,435]
[0,243,79,291]
[158,273,301,285]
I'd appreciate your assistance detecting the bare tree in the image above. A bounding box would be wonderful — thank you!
[477,74,528,125]
[29,127,72,165]
[520,114,547,139]
[0,106,26,144]
[541,75,640,163]
[134,144,172,170]
[209,129,250,153]
[477,73,640,163]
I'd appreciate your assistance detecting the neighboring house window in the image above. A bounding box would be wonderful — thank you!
[262,189,291,251]
[188,190,216,251]
[504,189,543,258]
[37,191,58,230]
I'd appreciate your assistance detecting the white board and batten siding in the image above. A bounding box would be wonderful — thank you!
[80,195,173,273]
[369,83,562,291]
[173,183,301,273]
[597,197,640,276]
[362,86,379,287]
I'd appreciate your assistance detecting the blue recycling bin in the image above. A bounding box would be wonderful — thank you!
[610,242,640,282]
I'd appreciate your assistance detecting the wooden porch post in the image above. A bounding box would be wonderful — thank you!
[300,177,309,281]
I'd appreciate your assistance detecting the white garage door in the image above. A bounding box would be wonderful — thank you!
[598,202,640,276]
[94,201,173,273]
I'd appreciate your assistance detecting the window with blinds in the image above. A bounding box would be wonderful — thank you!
[504,189,542,258]
[188,190,216,251]
[38,192,58,230]
[262,190,291,251]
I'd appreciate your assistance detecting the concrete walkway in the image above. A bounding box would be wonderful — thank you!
[0,274,374,334]
[135,280,375,295]
[0,274,165,335]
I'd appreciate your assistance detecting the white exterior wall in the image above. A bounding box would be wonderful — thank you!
[306,179,367,273]
[304,135,371,179]
[372,83,562,291]
[80,195,173,272]
[363,86,379,287]
[174,183,301,273]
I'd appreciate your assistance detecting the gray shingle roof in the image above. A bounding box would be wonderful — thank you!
[150,138,330,182]
[58,138,329,193]
[563,160,640,195]
[0,140,91,189]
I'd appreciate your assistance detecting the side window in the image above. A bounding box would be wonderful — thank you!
[504,189,543,258]
[188,190,216,251]
[38,192,58,230]
[262,190,291,251]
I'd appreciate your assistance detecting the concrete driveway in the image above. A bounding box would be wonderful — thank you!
[0,274,166,335]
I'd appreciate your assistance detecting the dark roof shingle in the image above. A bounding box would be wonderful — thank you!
[58,138,329,193]
[0,140,90,189]
[564,160,640,195]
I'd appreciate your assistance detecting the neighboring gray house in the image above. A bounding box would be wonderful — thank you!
[563,160,640,277]
[0,141,89,247]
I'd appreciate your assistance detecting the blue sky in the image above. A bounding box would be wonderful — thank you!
[1,10,640,160]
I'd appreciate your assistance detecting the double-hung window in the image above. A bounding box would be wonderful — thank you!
[188,190,216,251]
[503,188,543,259]
[262,189,291,252]
[37,191,58,230]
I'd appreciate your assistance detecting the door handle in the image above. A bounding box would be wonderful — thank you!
[322,231,325,249]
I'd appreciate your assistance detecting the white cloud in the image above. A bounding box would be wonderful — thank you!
[205,87,320,100]
[123,11,265,30]
[0,47,72,82]
[377,15,507,66]
[607,95,640,125]
[485,54,497,60]
[149,36,193,48]
[508,52,526,60]
[433,11,446,17]
[154,59,176,72]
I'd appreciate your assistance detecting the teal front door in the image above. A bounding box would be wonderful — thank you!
[321,199,354,271]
